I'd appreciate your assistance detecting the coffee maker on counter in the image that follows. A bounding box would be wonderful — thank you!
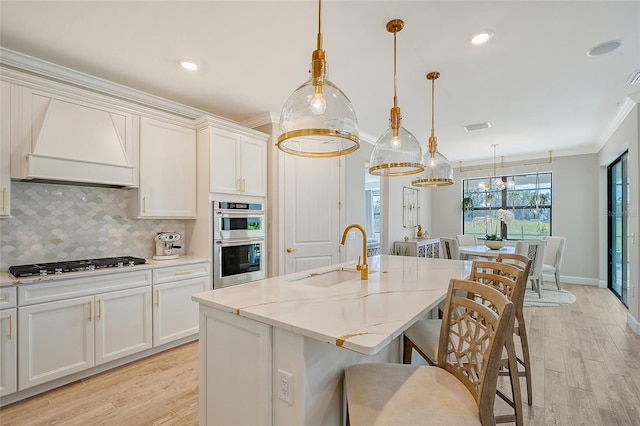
[152,232,182,260]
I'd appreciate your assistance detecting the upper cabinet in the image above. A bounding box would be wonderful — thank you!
[9,83,138,187]
[203,126,267,197]
[131,116,196,219]
[0,81,11,217]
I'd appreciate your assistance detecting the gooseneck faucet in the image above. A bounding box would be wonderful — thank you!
[340,224,368,280]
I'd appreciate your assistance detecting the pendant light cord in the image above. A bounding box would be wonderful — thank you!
[393,29,398,108]
[430,76,435,138]
[316,0,323,50]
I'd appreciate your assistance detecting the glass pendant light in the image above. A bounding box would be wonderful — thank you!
[277,0,359,158]
[412,72,453,187]
[369,19,424,176]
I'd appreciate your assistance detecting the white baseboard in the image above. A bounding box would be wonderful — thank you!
[543,273,600,286]
[627,312,640,335]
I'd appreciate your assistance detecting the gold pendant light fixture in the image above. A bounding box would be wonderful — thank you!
[412,72,453,187]
[369,19,424,176]
[277,0,359,158]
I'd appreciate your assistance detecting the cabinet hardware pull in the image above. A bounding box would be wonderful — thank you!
[143,197,147,213]
[174,271,192,275]
[156,289,160,306]
[1,188,6,212]
[0,296,6,302]
[8,314,13,340]
[89,300,93,321]
[98,299,102,320]
[241,178,246,192]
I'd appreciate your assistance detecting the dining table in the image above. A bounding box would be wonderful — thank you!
[459,244,516,259]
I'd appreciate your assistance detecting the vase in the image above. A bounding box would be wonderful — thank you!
[485,240,505,250]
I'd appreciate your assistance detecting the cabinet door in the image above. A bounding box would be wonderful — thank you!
[138,117,196,218]
[241,136,267,197]
[210,128,241,194]
[18,296,94,390]
[153,276,207,346]
[0,81,11,217]
[0,308,17,396]
[95,287,152,365]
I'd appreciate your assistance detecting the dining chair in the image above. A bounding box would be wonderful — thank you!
[346,278,516,426]
[497,253,533,406]
[402,261,525,424]
[541,236,566,290]
[515,240,546,298]
[456,234,478,246]
[440,237,460,260]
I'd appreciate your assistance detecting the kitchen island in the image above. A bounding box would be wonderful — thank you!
[192,255,471,426]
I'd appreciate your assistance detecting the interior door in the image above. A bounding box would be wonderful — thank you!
[283,155,344,274]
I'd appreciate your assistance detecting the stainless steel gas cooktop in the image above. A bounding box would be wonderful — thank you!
[9,256,146,278]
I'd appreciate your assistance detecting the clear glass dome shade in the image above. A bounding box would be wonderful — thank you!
[412,148,454,187]
[278,76,359,158]
[369,125,424,176]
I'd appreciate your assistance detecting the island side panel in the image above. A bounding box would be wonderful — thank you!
[273,328,400,426]
[199,305,272,426]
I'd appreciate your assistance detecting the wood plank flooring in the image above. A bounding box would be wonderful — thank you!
[1,283,639,425]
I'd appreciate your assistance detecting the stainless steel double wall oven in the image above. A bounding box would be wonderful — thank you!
[212,201,265,289]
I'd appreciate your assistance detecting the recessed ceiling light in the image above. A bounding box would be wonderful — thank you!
[587,40,622,57]
[470,30,494,45]
[179,60,198,71]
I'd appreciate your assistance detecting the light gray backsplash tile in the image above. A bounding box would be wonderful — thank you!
[0,182,186,269]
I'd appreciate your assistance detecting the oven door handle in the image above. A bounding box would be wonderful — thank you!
[216,239,263,245]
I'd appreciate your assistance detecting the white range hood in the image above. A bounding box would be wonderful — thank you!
[11,82,138,188]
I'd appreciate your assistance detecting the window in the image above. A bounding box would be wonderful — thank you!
[462,172,551,239]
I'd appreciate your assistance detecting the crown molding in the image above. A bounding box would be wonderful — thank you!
[0,47,211,120]
[599,95,638,151]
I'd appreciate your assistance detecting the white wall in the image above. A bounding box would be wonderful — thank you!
[344,143,373,261]
[598,104,639,333]
[429,153,600,284]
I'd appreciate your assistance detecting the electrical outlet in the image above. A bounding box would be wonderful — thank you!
[278,369,294,405]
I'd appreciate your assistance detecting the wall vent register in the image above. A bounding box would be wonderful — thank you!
[8,256,146,278]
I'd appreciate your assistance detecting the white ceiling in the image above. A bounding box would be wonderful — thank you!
[1,1,639,163]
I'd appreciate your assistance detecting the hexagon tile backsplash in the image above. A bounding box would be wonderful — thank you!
[0,182,187,270]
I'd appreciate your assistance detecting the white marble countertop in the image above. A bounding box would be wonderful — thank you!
[0,255,210,286]
[192,255,471,355]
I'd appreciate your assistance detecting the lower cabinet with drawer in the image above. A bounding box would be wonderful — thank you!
[152,262,210,346]
[17,271,153,390]
[0,287,17,397]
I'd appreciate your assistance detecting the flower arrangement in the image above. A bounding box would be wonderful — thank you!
[485,209,514,241]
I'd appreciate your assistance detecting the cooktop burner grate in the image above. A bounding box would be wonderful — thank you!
[9,256,146,278]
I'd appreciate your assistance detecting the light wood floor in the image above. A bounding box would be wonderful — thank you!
[1,284,639,425]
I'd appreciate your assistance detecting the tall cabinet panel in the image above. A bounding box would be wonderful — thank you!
[0,81,11,217]
[0,308,17,396]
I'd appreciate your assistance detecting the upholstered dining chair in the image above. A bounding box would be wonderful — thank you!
[497,253,533,406]
[346,278,516,426]
[456,234,478,246]
[541,236,566,290]
[440,237,460,260]
[515,240,546,298]
[402,261,525,424]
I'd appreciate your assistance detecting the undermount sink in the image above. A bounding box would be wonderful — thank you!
[289,268,375,287]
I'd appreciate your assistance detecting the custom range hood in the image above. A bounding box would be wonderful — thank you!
[11,85,138,188]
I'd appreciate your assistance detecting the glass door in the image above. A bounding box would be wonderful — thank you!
[608,151,629,306]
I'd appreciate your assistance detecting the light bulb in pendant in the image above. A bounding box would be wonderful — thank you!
[391,136,401,148]
[309,93,326,115]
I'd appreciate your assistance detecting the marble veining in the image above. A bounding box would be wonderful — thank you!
[0,182,186,270]
[193,255,472,355]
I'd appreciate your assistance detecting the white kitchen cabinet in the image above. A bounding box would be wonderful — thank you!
[132,116,196,218]
[18,296,95,390]
[207,127,267,197]
[94,286,152,365]
[152,262,210,346]
[17,270,153,390]
[0,81,11,217]
[0,307,17,397]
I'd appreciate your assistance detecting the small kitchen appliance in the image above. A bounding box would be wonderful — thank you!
[153,232,182,260]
